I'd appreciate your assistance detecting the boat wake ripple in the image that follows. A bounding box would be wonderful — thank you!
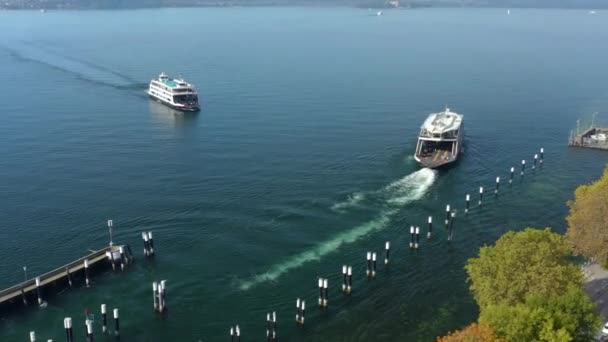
[332,168,436,211]
[239,168,436,291]
[3,42,143,91]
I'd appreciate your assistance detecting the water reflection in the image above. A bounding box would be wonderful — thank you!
[148,99,199,129]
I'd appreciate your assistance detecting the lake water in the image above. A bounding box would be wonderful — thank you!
[0,6,607,341]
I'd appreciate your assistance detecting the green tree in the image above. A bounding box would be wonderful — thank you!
[436,323,504,342]
[566,166,608,265]
[465,228,582,309]
[479,285,601,342]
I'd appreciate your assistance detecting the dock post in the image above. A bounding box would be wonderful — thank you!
[366,252,372,276]
[159,280,167,313]
[510,167,515,185]
[409,226,414,249]
[113,308,120,338]
[148,232,155,256]
[271,311,277,341]
[347,266,353,294]
[85,319,93,342]
[64,317,73,342]
[236,325,241,342]
[341,266,347,293]
[384,241,390,264]
[318,278,323,306]
[478,187,484,206]
[465,194,470,214]
[266,313,271,341]
[230,326,234,342]
[521,159,526,176]
[533,154,538,170]
[416,227,421,249]
[64,266,73,287]
[142,232,150,257]
[540,148,544,167]
[445,205,450,229]
[495,176,500,195]
[101,304,108,334]
[295,298,301,324]
[448,212,456,241]
[152,281,159,312]
[427,216,433,238]
[322,278,328,308]
[371,252,377,277]
[29,331,36,342]
[35,277,42,305]
[119,246,126,270]
[84,259,91,287]
[300,300,306,324]
[20,286,28,306]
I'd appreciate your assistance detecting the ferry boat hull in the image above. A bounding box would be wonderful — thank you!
[414,108,464,169]
[147,73,201,112]
[147,91,200,112]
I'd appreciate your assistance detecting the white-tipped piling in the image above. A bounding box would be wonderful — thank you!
[427,216,433,238]
[366,251,372,277]
[318,278,323,307]
[29,331,36,342]
[148,232,155,256]
[85,319,93,342]
[540,148,544,166]
[300,300,306,324]
[371,252,377,277]
[84,259,90,287]
[495,176,500,195]
[152,282,159,311]
[478,186,484,206]
[533,154,538,170]
[35,277,42,305]
[465,194,470,214]
[448,212,456,241]
[384,241,390,264]
[521,159,526,176]
[322,278,328,307]
[341,265,347,292]
[414,227,420,249]
[445,204,451,227]
[142,232,150,257]
[346,266,353,294]
[64,317,73,342]
[510,166,515,184]
[113,308,120,337]
[409,226,415,249]
[158,280,167,313]
[101,304,108,334]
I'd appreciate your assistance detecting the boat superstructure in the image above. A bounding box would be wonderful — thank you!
[414,108,464,168]
[148,73,200,111]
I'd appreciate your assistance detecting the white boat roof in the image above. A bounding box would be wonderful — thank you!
[421,108,463,134]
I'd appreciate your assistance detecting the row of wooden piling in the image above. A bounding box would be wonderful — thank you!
[28,307,120,342]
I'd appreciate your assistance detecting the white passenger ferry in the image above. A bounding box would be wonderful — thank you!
[414,108,464,168]
[148,73,200,111]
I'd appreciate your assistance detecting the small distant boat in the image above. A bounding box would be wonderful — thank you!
[589,10,597,14]
[40,9,46,13]
[377,11,383,16]
[507,9,511,15]
[414,108,464,168]
[148,73,200,112]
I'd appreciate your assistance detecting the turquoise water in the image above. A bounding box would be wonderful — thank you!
[0,7,607,341]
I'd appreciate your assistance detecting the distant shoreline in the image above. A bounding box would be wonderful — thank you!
[1,3,607,11]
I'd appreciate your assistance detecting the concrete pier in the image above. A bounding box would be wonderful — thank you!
[0,245,128,310]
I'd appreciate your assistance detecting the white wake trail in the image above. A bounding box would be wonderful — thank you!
[239,168,436,291]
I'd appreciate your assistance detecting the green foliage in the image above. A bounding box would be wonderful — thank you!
[566,166,608,264]
[479,285,601,342]
[465,228,582,309]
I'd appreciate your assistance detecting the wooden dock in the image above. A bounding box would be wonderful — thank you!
[569,126,608,151]
[0,245,132,309]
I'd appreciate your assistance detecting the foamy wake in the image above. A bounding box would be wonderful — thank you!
[239,168,436,291]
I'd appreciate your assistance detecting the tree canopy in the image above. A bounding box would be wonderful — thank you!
[479,285,601,342]
[465,228,582,309]
[436,323,503,342]
[566,166,608,265]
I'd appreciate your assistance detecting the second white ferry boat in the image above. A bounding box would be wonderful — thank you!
[414,108,464,168]
[148,73,200,111]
